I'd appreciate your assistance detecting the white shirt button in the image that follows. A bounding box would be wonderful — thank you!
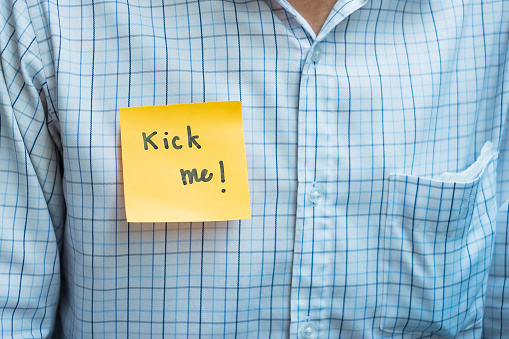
[300,322,316,338]
[308,187,322,204]
[311,45,321,63]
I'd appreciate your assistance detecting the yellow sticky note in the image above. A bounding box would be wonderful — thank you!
[119,101,251,223]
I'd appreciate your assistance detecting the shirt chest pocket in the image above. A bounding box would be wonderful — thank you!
[380,143,498,338]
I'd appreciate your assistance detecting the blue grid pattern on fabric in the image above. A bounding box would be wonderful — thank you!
[0,0,508,338]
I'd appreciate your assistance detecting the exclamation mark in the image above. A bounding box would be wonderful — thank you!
[219,160,226,193]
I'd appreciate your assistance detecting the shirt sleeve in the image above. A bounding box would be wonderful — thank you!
[484,39,509,337]
[0,0,65,337]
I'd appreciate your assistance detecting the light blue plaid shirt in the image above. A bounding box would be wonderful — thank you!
[1,0,508,337]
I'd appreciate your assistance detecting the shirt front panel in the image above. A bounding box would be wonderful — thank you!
[56,1,304,337]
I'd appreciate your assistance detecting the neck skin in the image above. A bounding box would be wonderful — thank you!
[286,0,338,35]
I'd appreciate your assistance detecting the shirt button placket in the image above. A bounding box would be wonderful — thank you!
[292,40,326,337]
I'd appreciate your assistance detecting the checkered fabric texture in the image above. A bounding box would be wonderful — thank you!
[0,0,508,337]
